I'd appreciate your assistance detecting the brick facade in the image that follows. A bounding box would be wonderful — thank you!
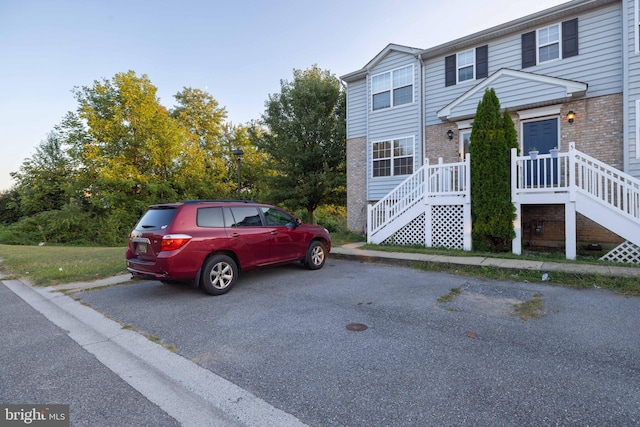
[347,94,625,247]
[423,94,625,249]
[347,136,367,233]
[424,94,623,167]
[522,205,624,251]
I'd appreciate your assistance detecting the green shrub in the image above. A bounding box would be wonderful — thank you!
[0,204,131,246]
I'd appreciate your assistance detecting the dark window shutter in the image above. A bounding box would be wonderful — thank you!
[445,55,456,87]
[562,18,579,58]
[476,45,488,79]
[522,31,536,68]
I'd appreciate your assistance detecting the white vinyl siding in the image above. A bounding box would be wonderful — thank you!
[366,51,421,199]
[636,0,640,54]
[424,3,622,126]
[636,101,640,160]
[346,79,367,139]
[630,0,640,174]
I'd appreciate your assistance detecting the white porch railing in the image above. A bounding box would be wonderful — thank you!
[513,150,570,193]
[367,156,470,239]
[512,143,640,223]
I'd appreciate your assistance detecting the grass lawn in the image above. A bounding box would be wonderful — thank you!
[0,244,127,286]
[1,235,638,296]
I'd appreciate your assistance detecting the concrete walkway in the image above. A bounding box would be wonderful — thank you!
[331,242,640,278]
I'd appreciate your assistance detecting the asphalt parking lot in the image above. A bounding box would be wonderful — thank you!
[71,258,640,426]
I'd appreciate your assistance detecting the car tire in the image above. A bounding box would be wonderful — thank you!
[305,240,326,270]
[200,254,238,295]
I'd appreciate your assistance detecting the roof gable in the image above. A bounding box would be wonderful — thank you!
[341,43,422,82]
[437,68,588,121]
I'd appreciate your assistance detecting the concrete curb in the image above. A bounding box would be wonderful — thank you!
[4,278,307,427]
[331,244,640,278]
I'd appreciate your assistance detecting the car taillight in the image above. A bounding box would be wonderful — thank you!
[161,234,192,251]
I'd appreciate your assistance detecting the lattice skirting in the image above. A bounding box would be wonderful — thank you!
[382,213,425,246]
[431,205,464,249]
[600,241,640,264]
[381,205,465,250]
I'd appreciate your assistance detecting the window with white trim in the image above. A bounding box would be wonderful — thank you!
[457,50,475,82]
[538,24,560,63]
[521,19,578,68]
[371,65,413,111]
[372,137,414,177]
[445,46,488,87]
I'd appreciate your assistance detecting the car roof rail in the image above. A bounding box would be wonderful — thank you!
[182,200,258,204]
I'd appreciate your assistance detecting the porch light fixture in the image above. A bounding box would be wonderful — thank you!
[447,129,454,140]
[566,110,575,124]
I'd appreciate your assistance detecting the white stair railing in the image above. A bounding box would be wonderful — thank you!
[368,156,470,239]
[572,146,640,222]
[368,161,428,237]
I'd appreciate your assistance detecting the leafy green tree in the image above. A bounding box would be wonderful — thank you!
[223,122,267,199]
[469,88,519,251]
[171,87,230,198]
[256,65,346,223]
[0,188,22,225]
[69,71,209,228]
[10,132,74,217]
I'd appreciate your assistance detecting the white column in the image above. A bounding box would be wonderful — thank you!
[565,201,577,260]
[425,204,433,248]
[512,202,522,255]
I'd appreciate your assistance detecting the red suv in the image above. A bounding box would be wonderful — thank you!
[126,200,331,295]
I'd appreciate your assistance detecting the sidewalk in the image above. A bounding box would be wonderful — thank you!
[331,242,640,278]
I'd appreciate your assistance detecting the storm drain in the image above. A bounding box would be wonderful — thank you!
[346,323,368,332]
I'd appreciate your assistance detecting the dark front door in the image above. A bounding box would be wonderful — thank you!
[523,118,559,185]
[523,118,558,154]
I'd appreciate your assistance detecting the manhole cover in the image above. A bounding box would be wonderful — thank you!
[346,323,368,332]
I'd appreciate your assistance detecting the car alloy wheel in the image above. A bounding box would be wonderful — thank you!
[201,254,238,295]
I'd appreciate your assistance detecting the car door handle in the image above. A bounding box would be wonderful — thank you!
[270,231,278,235]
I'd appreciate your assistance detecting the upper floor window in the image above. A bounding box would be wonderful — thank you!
[445,45,488,87]
[371,65,413,111]
[522,18,578,68]
[372,137,414,177]
[457,50,475,82]
[538,25,560,63]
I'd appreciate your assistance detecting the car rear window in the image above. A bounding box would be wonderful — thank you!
[135,207,177,231]
[197,207,225,228]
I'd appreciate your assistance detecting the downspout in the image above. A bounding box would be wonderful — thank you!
[622,0,630,173]
[365,72,371,236]
[418,54,426,166]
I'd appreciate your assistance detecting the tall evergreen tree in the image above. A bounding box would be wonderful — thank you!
[469,89,518,251]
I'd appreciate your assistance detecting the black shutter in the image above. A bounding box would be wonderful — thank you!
[562,18,579,58]
[445,55,456,87]
[521,31,536,68]
[476,45,488,79]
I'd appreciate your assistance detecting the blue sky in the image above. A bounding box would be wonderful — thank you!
[0,0,566,192]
